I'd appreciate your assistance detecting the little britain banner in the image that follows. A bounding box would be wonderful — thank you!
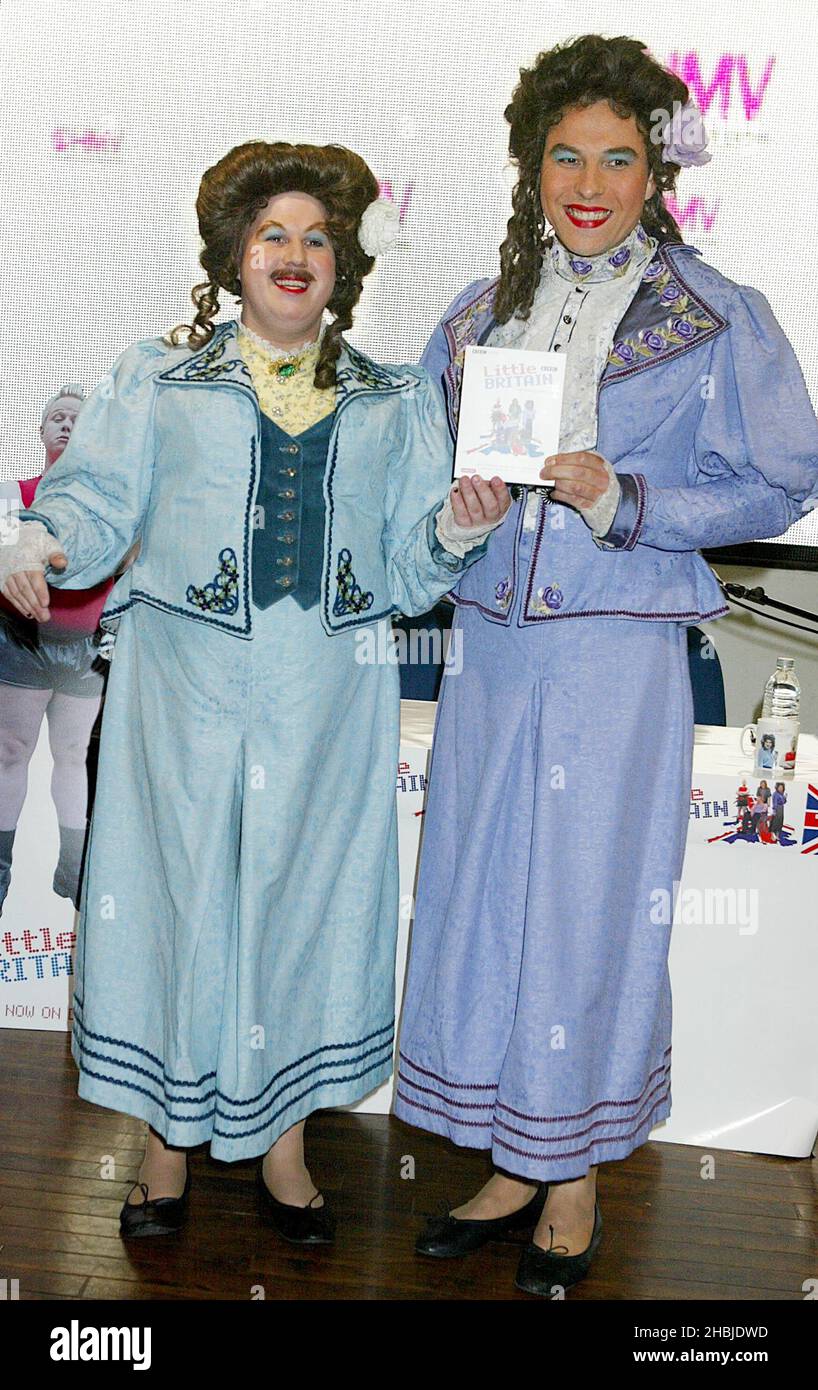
[688,774,817,855]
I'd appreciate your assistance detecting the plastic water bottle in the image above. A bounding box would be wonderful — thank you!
[762,658,800,719]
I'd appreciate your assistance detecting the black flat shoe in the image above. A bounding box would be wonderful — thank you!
[256,1164,335,1244]
[415,1183,548,1258]
[515,1199,602,1296]
[119,1168,191,1238]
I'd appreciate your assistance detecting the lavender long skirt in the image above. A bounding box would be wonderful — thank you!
[393,593,695,1182]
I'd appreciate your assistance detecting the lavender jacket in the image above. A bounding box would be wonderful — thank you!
[422,241,818,626]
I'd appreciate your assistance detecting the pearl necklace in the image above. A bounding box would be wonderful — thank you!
[237,320,323,379]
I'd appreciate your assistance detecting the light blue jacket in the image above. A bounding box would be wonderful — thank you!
[423,242,818,626]
[18,319,488,639]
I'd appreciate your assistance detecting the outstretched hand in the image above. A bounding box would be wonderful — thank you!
[2,549,67,622]
[450,474,512,529]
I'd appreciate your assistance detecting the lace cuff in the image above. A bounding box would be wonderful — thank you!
[434,492,504,558]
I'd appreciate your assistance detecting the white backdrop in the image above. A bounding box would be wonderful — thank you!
[0,0,816,547]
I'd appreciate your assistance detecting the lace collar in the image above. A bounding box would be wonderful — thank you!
[236,318,324,361]
[549,220,656,284]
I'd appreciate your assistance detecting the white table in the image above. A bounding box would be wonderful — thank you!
[352,707,818,1161]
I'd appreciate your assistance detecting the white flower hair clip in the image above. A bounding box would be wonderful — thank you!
[659,98,712,167]
[358,198,402,255]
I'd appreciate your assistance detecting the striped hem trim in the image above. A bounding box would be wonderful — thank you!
[493,1091,671,1164]
[72,1003,393,1135]
[396,1047,672,1153]
[396,1087,671,1163]
[73,996,391,1103]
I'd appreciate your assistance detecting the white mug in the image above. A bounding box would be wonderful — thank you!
[740,717,799,779]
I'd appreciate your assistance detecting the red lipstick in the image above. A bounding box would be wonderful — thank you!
[563,204,612,228]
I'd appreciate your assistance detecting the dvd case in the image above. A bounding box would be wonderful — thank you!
[453,345,565,486]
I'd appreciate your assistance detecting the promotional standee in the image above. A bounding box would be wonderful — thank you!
[0,384,120,1030]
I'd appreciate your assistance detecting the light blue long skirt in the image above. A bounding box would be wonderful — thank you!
[394,578,695,1182]
[71,595,400,1160]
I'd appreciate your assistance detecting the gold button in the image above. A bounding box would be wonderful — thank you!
[277,532,296,544]
[277,511,295,521]
[275,576,294,587]
[277,489,296,499]
[276,556,295,566]
[278,467,297,477]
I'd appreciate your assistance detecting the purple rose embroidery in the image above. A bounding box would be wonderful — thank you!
[569,257,593,277]
[609,246,631,270]
[672,316,696,339]
[644,331,665,353]
[495,577,512,609]
[660,282,682,305]
[543,584,563,610]
[612,341,635,364]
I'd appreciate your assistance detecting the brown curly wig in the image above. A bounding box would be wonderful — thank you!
[495,34,691,325]
[165,141,380,388]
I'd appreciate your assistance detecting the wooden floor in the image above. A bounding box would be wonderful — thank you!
[1,1028,815,1301]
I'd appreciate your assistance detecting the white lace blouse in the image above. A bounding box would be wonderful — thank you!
[488,220,657,531]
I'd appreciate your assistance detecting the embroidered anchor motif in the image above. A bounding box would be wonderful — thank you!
[186,547,240,614]
[333,548,374,616]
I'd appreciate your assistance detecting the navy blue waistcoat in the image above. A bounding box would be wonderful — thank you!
[252,409,336,611]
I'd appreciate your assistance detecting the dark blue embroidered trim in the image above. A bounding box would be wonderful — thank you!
[72,997,392,1106]
[158,321,414,396]
[73,999,395,1132]
[186,546,239,614]
[73,1024,393,1129]
[74,1043,394,1135]
[321,425,395,633]
[156,323,253,386]
[335,341,399,393]
[333,547,375,616]
[157,323,416,636]
[216,1037,394,1124]
[99,435,257,637]
[211,1051,393,1139]
[102,592,252,636]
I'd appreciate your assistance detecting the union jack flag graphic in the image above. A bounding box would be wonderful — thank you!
[802,783,818,855]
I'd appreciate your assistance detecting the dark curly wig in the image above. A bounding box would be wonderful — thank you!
[165,141,379,388]
[495,34,690,325]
